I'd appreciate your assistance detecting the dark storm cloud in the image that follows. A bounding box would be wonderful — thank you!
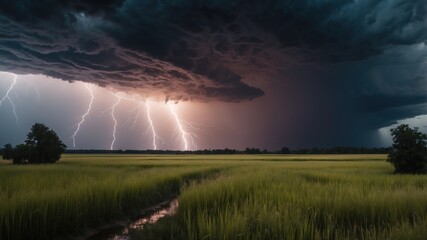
[0,0,427,150]
[360,95,427,113]
[0,0,427,101]
[0,0,267,102]
[0,0,426,107]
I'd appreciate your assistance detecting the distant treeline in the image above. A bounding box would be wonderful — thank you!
[286,147,391,154]
[63,146,391,155]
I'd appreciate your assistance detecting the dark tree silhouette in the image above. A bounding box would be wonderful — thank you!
[387,124,427,174]
[1,123,66,164]
[25,123,66,163]
[12,144,35,164]
[280,146,290,154]
[2,143,13,160]
[245,148,261,154]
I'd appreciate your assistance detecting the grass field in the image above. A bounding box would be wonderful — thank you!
[0,154,224,240]
[1,154,427,239]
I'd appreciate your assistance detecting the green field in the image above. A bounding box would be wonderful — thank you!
[1,154,427,239]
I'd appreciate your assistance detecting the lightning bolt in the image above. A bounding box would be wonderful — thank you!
[168,102,197,151]
[110,94,121,150]
[0,73,18,122]
[109,92,162,150]
[71,83,94,148]
[145,100,160,150]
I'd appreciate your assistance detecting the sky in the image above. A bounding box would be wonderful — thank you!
[0,0,427,150]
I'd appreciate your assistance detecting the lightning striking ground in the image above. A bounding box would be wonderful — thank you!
[0,73,18,122]
[145,100,159,150]
[71,83,94,148]
[109,92,163,150]
[168,102,197,151]
[0,75,200,151]
[110,94,121,150]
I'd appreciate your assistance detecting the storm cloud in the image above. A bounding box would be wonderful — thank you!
[0,0,427,150]
[0,0,425,102]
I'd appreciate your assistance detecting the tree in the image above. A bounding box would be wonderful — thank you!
[1,123,66,164]
[2,143,13,160]
[280,146,290,154]
[25,123,66,163]
[387,124,427,174]
[245,148,261,154]
[12,144,35,164]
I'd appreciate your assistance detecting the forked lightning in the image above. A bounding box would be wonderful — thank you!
[71,83,94,148]
[0,73,18,122]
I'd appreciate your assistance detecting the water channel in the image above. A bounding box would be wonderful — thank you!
[86,198,179,240]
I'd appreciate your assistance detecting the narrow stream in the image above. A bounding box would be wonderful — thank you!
[86,199,179,240]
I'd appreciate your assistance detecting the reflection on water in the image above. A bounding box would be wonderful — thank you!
[87,199,178,240]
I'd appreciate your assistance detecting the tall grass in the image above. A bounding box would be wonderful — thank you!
[0,154,222,240]
[135,160,427,240]
[3,154,425,240]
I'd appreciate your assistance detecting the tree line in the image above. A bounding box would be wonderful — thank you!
[1,123,426,174]
[63,146,391,155]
